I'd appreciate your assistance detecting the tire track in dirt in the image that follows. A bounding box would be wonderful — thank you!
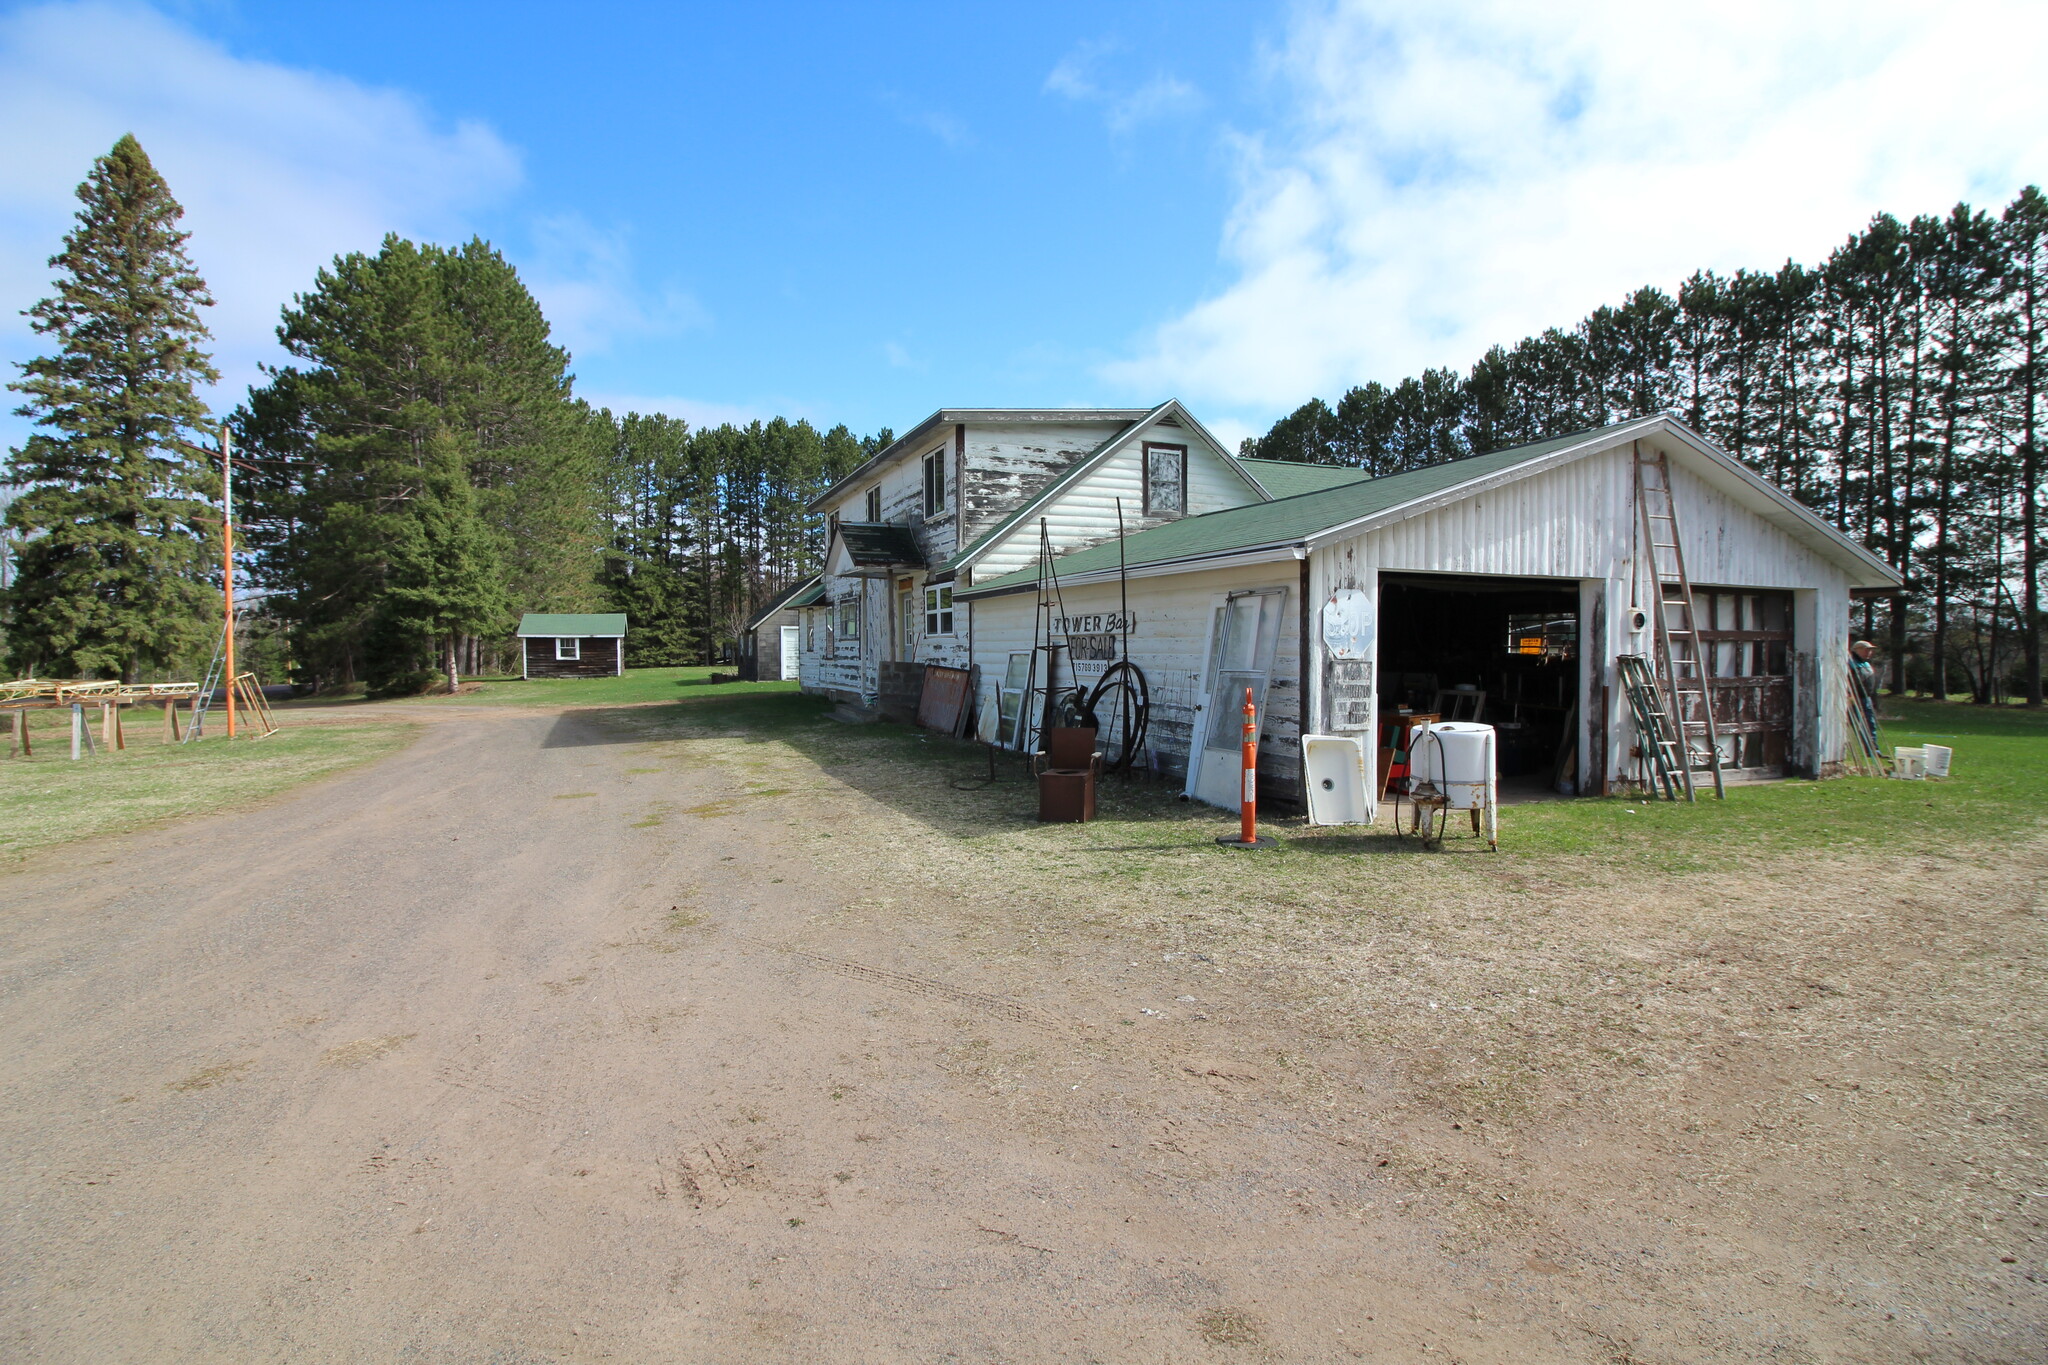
[734,932,1067,1033]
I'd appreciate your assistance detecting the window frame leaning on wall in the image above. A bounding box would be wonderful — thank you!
[1142,441,1188,518]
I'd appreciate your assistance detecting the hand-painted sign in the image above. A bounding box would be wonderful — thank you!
[1053,612,1135,635]
[1067,633,1118,663]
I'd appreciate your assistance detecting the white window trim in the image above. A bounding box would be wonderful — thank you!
[923,446,948,519]
[924,584,954,637]
[1142,440,1188,518]
[555,637,580,661]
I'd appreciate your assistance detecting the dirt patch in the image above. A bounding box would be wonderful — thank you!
[320,1035,416,1068]
[165,1059,254,1091]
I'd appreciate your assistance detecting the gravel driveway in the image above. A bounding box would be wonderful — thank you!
[2,702,2039,1363]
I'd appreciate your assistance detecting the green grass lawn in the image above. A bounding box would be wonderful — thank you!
[281,665,798,710]
[0,719,415,863]
[608,687,2047,871]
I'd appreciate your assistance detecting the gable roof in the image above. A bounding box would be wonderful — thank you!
[1236,458,1376,499]
[806,407,1154,512]
[957,416,1899,598]
[743,574,822,632]
[517,612,626,637]
[937,398,1269,576]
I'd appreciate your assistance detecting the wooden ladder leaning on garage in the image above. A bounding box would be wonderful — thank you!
[1633,442,1726,801]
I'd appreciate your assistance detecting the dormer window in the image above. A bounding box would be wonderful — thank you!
[864,486,882,521]
[1143,442,1187,518]
[922,447,947,518]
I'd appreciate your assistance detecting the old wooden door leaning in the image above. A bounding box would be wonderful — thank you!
[1187,588,1288,811]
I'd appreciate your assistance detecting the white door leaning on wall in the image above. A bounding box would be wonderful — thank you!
[1186,587,1288,811]
[780,625,800,680]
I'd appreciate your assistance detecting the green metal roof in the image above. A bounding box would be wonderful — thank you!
[516,612,627,637]
[788,579,826,608]
[744,575,823,631]
[957,425,1633,599]
[1236,458,1376,498]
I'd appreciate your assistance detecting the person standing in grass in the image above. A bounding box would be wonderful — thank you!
[1850,640,1881,743]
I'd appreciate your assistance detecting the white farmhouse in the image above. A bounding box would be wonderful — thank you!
[799,406,1899,813]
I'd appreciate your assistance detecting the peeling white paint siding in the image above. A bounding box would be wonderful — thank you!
[969,418,1261,581]
[966,562,1303,796]
[812,427,974,700]
[1309,438,1860,788]
[961,421,1132,545]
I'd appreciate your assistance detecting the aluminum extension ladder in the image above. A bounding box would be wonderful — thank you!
[183,622,229,742]
[1616,654,1687,800]
[1633,444,1726,800]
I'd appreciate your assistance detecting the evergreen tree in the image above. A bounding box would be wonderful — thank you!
[3,134,219,679]
[363,434,508,696]
[439,239,601,613]
[2003,187,2048,705]
[240,234,503,689]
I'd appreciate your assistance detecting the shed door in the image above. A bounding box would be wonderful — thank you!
[780,625,800,680]
[1697,589,1793,776]
[1187,588,1288,811]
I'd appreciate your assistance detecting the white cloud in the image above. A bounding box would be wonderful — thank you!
[1044,39,1202,133]
[882,340,925,372]
[522,214,710,359]
[0,0,523,436]
[1105,0,2048,424]
[879,91,973,149]
[576,391,766,431]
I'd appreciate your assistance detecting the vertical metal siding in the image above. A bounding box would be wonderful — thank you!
[1312,443,1859,782]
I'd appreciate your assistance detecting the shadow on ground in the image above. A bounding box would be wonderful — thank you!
[574,689,1479,860]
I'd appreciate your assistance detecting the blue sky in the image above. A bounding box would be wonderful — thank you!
[4,0,2048,454]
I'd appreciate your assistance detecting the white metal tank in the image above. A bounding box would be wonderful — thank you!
[1414,721,1497,812]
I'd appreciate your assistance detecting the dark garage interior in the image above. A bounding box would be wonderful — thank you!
[1376,573,1580,789]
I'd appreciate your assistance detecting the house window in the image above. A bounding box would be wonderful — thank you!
[898,582,917,650]
[923,447,947,518]
[836,599,861,641]
[555,637,580,660]
[1143,442,1187,517]
[924,585,954,636]
[864,486,882,521]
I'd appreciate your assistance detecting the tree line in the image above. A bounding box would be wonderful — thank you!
[1243,188,2048,706]
[3,136,867,693]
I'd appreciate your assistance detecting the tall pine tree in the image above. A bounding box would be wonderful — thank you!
[4,134,219,679]
[239,234,598,690]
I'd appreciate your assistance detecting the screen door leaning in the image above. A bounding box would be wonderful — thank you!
[1189,588,1287,810]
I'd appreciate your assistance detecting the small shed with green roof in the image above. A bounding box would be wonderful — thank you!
[516,612,627,679]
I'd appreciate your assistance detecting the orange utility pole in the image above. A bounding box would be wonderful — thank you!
[222,427,236,738]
